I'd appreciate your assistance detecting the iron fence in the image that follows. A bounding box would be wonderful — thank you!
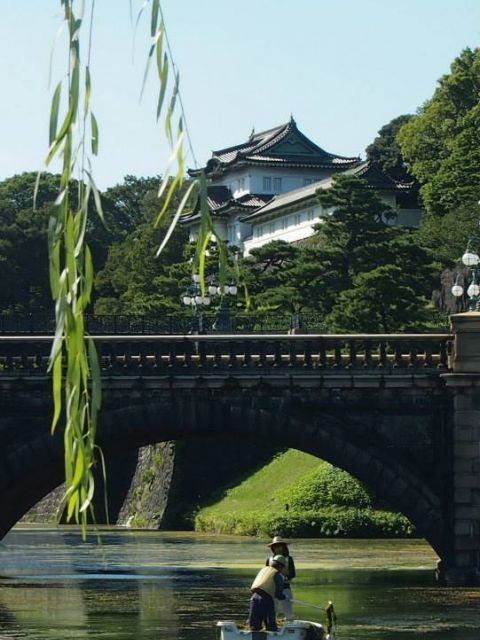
[0,313,327,335]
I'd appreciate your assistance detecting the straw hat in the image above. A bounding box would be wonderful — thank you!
[267,535,289,548]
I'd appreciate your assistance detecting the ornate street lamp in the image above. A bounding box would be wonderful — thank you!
[181,274,238,333]
[207,276,238,332]
[451,241,480,310]
[181,274,212,333]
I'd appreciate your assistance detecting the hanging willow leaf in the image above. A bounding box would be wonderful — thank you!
[43,0,105,539]
[156,129,184,199]
[91,112,99,154]
[151,0,159,37]
[155,179,197,255]
[85,168,105,225]
[49,82,62,145]
[156,53,168,120]
[74,183,91,257]
[94,445,109,524]
[51,351,63,432]
[84,66,91,115]
[45,59,80,165]
[88,336,102,413]
[164,70,179,145]
[155,23,164,75]
[80,472,95,513]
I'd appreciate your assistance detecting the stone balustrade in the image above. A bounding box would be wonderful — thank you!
[0,333,452,375]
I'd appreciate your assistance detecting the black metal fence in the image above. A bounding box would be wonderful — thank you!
[0,313,327,335]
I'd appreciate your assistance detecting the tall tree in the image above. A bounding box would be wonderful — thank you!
[102,175,162,236]
[314,175,435,331]
[242,241,301,312]
[0,173,54,313]
[94,221,189,315]
[366,114,415,183]
[397,47,480,219]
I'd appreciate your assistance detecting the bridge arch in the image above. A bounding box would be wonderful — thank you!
[0,391,447,560]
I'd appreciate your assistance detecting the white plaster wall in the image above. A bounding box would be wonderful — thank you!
[215,168,331,196]
[244,224,314,254]
[219,169,251,199]
[248,168,331,194]
[189,219,228,243]
[243,205,324,255]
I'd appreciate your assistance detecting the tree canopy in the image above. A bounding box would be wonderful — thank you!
[366,114,415,183]
[397,47,480,220]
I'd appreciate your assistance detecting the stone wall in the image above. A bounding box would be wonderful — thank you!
[442,312,480,584]
[20,442,175,529]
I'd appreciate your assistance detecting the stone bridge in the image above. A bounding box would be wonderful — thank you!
[1,313,480,585]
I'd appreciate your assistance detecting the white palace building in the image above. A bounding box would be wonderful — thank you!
[184,118,421,256]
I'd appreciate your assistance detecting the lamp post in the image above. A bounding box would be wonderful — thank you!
[208,277,238,332]
[181,274,238,333]
[451,242,480,311]
[181,274,211,333]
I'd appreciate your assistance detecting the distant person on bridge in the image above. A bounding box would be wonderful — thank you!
[266,536,296,621]
[248,554,286,631]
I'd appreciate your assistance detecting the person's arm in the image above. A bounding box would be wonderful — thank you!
[274,572,285,599]
[287,556,296,581]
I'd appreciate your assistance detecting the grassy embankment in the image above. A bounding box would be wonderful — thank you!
[194,449,414,538]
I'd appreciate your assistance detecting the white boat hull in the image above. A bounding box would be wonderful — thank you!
[217,620,329,640]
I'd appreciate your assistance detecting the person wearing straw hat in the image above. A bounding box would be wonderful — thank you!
[266,536,296,621]
[248,555,287,632]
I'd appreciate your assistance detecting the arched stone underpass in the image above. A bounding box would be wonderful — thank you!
[0,392,448,567]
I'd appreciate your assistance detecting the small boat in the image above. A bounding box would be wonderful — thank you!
[216,619,330,640]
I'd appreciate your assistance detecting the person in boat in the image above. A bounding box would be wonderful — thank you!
[266,536,296,621]
[248,554,287,632]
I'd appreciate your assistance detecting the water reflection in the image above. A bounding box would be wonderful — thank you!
[0,529,479,639]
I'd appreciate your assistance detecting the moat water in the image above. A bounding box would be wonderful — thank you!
[0,528,479,639]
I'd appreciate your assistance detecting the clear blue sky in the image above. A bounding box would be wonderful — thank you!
[1,0,480,189]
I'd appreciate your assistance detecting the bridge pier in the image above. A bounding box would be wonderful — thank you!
[442,312,480,585]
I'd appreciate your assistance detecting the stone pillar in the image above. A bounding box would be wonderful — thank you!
[442,312,480,585]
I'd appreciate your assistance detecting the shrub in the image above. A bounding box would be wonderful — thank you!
[275,464,373,510]
[194,508,415,538]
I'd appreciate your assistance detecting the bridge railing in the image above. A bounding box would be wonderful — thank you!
[0,313,328,335]
[0,334,452,375]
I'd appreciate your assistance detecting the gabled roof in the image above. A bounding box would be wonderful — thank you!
[240,161,414,223]
[189,117,359,178]
[180,186,273,224]
[347,161,413,192]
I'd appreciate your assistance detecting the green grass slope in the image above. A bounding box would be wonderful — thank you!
[194,450,414,538]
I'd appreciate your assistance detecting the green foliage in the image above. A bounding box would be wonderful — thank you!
[101,175,163,234]
[276,464,373,510]
[42,0,223,538]
[195,508,415,538]
[44,1,107,535]
[243,241,302,312]
[94,178,190,315]
[85,171,441,332]
[312,175,435,331]
[198,449,321,516]
[0,172,54,314]
[195,450,414,539]
[397,47,480,218]
[0,171,124,315]
[366,115,416,184]
[235,176,436,331]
